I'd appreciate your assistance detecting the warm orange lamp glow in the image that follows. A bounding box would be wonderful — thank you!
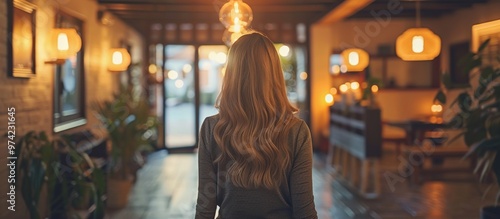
[219,0,253,32]
[341,48,369,72]
[46,28,82,64]
[108,48,131,72]
[339,84,349,93]
[222,27,249,46]
[396,28,441,61]
[431,104,443,114]
[371,85,379,93]
[325,94,334,105]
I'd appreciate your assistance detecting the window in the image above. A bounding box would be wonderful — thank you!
[53,12,86,132]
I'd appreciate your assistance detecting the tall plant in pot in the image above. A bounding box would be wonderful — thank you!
[94,85,157,209]
[434,39,500,219]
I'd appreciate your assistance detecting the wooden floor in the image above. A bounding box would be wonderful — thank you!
[106,146,496,219]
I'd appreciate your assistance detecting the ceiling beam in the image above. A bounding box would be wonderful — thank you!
[316,0,374,24]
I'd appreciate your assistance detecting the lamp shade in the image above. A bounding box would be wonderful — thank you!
[341,48,369,72]
[219,0,253,32]
[49,28,82,60]
[108,48,131,72]
[396,28,441,61]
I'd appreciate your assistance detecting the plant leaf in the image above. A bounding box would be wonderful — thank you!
[464,128,487,148]
[478,38,491,53]
[434,89,447,104]
[464,137,500,158]
[456,92,473,113]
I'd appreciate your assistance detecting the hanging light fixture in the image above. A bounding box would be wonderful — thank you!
[219,0,253,32]
[45,28,82,64]
[340,48,369,72]
[108,48,131,72]
[222,27,249,47]
[396,1,441,61]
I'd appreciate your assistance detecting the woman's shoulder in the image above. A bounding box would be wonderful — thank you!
[202,114,220,128]
[289,116,309,131]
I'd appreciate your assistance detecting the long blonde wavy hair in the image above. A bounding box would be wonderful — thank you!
[214,32,298,189]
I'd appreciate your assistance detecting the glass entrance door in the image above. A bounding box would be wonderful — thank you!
[164,45,227,149]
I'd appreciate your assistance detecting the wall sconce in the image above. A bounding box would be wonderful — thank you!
[108,48,131,72]
[45,28,82,64]
[341,48,369,72]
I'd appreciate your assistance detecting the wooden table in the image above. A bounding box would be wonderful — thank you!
[386,116,447,146]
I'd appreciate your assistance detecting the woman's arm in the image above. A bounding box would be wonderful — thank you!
[195,118,217,219]
[290,122,318,219]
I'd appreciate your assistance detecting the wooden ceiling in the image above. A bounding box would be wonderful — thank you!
[98,0,489,42]
[348,0,489,19]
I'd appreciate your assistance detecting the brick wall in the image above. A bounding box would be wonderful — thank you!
[0,0,144,218]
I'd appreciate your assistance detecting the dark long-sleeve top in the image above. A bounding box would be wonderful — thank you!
[196,115,317,219]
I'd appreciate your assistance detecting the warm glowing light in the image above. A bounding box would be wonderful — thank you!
[331,65,340,75]
[222,28,248,46]
[148,64,157,74]
[350,82,360,90]
[330,87,337,95]
[175,79,184,88]
[396,28,441,61]
[348,51,359,65]
[219,0,253,31]
[371,85,379,93]
[112,51,123,65]
[57,33,69,51]
[431,104,443,113]
[300,72,308,80]
[339,84,349,93]
[183,64,192,73]
[341,48,369,71]
[325,94,334,105]
[108,48,131,72]
[48,28,82,61]
[208,51,217,60]
[279,45,290,57]
[215,52,227,64]
[168,70,179,80]
[412,35,424,53]
[340,65,348,73]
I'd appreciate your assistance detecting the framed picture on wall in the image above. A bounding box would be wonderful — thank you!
[7,0,37,78]
[473,19,500,68]
[449,41,471,88]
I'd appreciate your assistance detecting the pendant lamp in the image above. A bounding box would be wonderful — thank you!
[219,0,253,32]
[341,48,369,72]
[396,1,441,61]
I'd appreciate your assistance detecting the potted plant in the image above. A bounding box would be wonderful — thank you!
[434,39,500,219]
[94,85,157,209]
[13,131,104,219]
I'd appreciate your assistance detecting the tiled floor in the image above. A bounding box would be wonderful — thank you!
[106,146,496,219]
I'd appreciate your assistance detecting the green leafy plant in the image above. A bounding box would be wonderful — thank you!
[13,131,103,219]
[94,85,158,180]
[434,39,500,203]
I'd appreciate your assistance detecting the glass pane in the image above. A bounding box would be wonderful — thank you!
[276,44,309,120]
[60,55,79,115]
[164,45,196,148]
[198,45,227,128]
